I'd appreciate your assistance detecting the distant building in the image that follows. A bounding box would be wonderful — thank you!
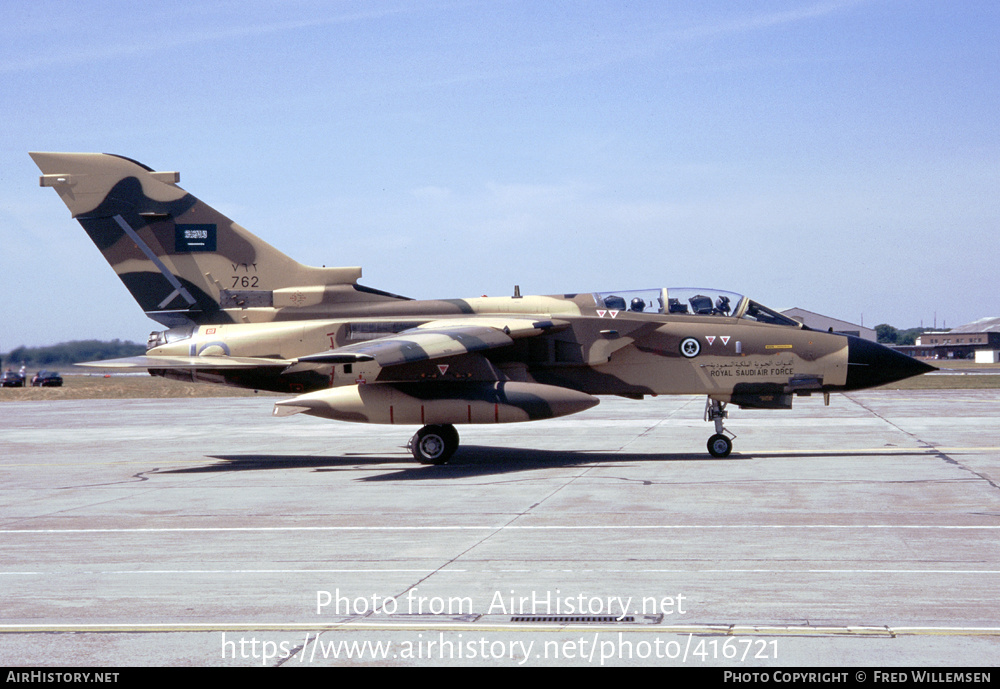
[780,308,876,342]
[900,317,1000,361]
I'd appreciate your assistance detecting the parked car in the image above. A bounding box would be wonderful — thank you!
[1,371,26,387]
[31,370,64,387]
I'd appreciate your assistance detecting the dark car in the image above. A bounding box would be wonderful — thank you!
[1,371,26,387]
[30,370,64,387]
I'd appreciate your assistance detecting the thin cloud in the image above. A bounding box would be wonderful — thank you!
[674,0,870,41]
[0,5,412,74]
[406,0,875,90]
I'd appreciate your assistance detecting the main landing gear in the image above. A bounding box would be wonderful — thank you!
[406,402,736,464]
[408,424,460,465]
[705,398,736,458]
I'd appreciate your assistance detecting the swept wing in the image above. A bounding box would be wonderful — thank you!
[297,317,564,366]
[79,317,565,372]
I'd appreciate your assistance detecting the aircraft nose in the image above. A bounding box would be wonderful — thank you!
[843,336,937,390]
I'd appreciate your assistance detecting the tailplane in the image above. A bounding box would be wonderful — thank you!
[31,152,405,326]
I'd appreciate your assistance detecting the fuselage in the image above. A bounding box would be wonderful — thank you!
[144,287,888,411]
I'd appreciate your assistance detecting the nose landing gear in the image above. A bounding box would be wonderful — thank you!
[705,398,736,458]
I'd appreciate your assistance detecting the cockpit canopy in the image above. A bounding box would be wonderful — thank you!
[593,288,801,327]
[147,325,195,350]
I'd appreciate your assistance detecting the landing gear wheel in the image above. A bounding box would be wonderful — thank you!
[410,424,459,465]
[707,433,733,458]
[704,397,736,458]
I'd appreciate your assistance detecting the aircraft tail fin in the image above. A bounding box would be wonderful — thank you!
[30,152,403,327]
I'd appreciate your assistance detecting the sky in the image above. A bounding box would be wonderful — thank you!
[2,0,998,348]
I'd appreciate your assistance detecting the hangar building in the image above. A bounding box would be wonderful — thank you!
[780,308,876,342]
[902,317,1000,362]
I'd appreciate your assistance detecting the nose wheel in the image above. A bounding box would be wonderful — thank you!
[707,433,733,458]
[705,398,736,458]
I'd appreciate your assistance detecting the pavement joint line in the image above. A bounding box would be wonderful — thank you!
[4,524,1000,534]
[845,393,1000,492]
[371,433,625,626]
[4,567,1000,575]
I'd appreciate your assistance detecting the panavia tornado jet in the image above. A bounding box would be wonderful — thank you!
[31,152,936,463]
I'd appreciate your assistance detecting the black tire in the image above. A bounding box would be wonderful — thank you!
[707,434,732,458]
[411,424,459,465]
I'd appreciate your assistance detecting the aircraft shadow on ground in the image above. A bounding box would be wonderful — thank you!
[154,446,934,481]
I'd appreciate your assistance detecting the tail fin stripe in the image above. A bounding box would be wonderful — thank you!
[112,214,196,307]
[158,289,183,310]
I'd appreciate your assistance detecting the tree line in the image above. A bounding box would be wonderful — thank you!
[1,340,145,369]
[875,324,935,346]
